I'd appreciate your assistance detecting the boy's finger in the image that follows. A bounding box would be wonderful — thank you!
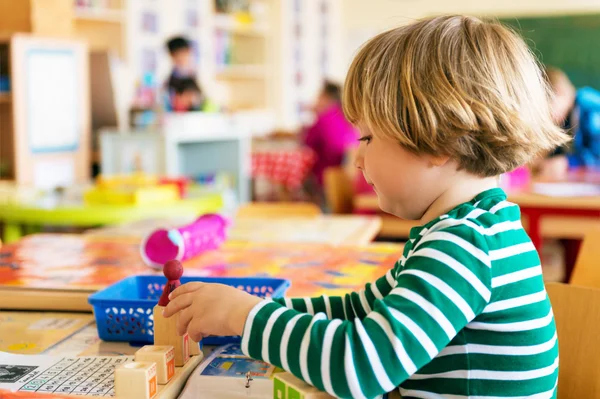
[187,317,206,343]
[169,282,204,300]
[177,307,194,336]
[162,293,193,318]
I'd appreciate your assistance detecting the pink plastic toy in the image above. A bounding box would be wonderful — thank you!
[141,214,228,267]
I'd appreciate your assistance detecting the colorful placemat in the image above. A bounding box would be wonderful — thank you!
[0,234,403,298]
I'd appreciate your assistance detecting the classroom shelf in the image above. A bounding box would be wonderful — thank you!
[216,65,267,80]
[214,19,269,37]
[74,8,124,23]
[0,93,10,104]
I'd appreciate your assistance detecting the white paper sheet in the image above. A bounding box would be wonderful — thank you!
[0,352,133,396]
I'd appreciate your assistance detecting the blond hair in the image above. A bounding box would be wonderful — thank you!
[343,15,570,177]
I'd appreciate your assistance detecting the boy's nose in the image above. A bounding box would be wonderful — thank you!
[354,152,364,170]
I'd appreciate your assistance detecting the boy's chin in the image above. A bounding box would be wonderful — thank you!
[377,198,413,220]
[377,197,419,221]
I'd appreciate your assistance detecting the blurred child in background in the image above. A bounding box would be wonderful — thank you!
[166,36,196,92]
[172,78,204,112]
[303,81,358,188]
[536,67,600,179]
[164,36,215,112]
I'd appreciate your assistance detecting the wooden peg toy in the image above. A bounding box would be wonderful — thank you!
[135,345,175,385]
[273,373,335,399]
[158,259,183,306]
[115,361,158,399]
[189,339,201,356]
[153,259,190,366]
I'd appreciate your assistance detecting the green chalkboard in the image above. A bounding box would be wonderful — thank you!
[500,14,600,89]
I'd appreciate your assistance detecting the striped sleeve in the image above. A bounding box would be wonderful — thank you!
[273,265,400,320]
[241,223,492,398]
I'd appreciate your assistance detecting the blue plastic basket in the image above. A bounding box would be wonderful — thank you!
[88,275,291,345]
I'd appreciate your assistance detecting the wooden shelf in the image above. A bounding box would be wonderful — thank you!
[74,8,124,23]
[214,16,269,37]
[216,65,267,80]
[0,93,10,104]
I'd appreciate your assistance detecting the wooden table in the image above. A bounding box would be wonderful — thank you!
[86,214,382,246]
[505,189,600,248]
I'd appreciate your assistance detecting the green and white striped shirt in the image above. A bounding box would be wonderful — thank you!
[241,188,558,398]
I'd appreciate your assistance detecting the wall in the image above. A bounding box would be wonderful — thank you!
[341,0,600,75]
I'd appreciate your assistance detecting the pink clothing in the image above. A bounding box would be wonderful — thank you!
[303,104,358,185]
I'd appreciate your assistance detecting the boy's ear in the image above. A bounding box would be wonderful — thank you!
[429,155,450,167]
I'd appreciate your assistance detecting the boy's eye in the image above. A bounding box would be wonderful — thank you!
[358,136,372,144]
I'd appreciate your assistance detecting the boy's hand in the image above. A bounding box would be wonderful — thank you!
[162,282,263,342]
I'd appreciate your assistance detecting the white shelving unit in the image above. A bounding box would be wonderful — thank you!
[73,8,124,23]
[99,111,276,204]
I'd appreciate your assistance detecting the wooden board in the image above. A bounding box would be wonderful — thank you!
[0,234,403,311]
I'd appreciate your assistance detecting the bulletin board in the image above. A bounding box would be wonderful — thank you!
[500,14,600,89]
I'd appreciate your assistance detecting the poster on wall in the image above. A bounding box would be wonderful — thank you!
[26,49,79,153]
[141,11,158,33]
[186,8,199,28]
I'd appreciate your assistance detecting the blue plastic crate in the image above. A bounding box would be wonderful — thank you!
[88,275,290,345]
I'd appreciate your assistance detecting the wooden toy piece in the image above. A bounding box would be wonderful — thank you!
[158,259,184,306]
[189,339,201,356]
[135,345,176,385]
[153,305,190,367]
[115,361,158,399]
[273,372,335,399]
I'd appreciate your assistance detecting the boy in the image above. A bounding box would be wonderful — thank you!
[537,67,600,179]
[164,16,568,398]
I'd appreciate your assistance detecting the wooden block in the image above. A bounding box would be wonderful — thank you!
[153,305,190,366]
[189,340,201,356]
[273,372,334,399]
[135,345,175,385]
[115,361,158,399]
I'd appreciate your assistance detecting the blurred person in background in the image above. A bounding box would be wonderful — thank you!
[303,81,359,189]
[536,67,600,179]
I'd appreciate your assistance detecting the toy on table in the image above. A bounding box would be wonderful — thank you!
[158,260,183,306]
[85,174,182,206]
[115,260,201,399]
[273,372,335,399]
[141,213,228,267]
